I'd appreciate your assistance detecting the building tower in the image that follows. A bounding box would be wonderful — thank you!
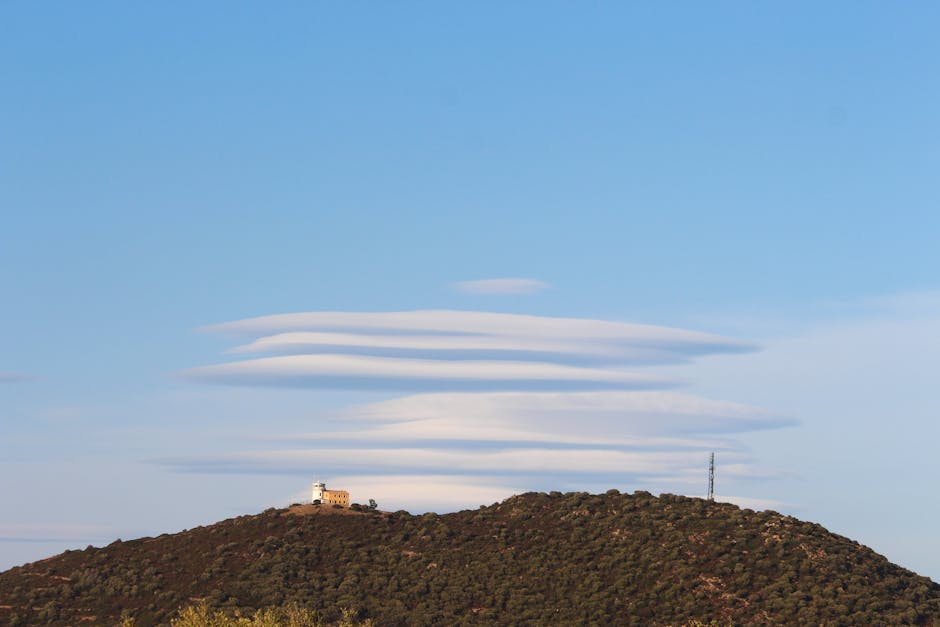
[311,480,326,503]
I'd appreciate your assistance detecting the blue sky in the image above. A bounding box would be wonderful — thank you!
[2,3,939,579]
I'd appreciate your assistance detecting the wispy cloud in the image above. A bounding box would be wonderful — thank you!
[0,372,33,384]
[453,278,550,295]
[0,523,113,543]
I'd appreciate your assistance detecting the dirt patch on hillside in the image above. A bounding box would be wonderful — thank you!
[286,504,370,517]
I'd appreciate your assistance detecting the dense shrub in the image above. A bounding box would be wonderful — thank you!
[1,492,938,626]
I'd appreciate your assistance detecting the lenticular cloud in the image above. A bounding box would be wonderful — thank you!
[204,310,755,351]
[172,309,788,505]
[180,353,679,391]
[187,310,757,390]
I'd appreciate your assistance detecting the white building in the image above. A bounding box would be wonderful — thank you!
[311,480,350,507]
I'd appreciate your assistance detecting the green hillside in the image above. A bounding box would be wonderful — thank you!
[1,491,938,625]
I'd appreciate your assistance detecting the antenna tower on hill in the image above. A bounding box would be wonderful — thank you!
[707,452,716,501]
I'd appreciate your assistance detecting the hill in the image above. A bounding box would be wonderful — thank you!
[1,490,938,625]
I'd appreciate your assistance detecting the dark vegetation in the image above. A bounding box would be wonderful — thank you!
[1,491,938,626]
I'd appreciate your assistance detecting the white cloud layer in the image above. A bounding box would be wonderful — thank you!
[311,421,735,451]
[179,354,678,391]
[205,310,755,354]
[227,331,695,365]
[161,447,754,477]
[453,278,550,295]
[346,391,791,436]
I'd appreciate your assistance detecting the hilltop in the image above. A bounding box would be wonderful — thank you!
[1,491,938,625]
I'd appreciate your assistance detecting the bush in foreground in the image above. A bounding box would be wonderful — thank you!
[119,603,374,627]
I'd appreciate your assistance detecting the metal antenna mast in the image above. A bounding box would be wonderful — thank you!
[707,452,716,501]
